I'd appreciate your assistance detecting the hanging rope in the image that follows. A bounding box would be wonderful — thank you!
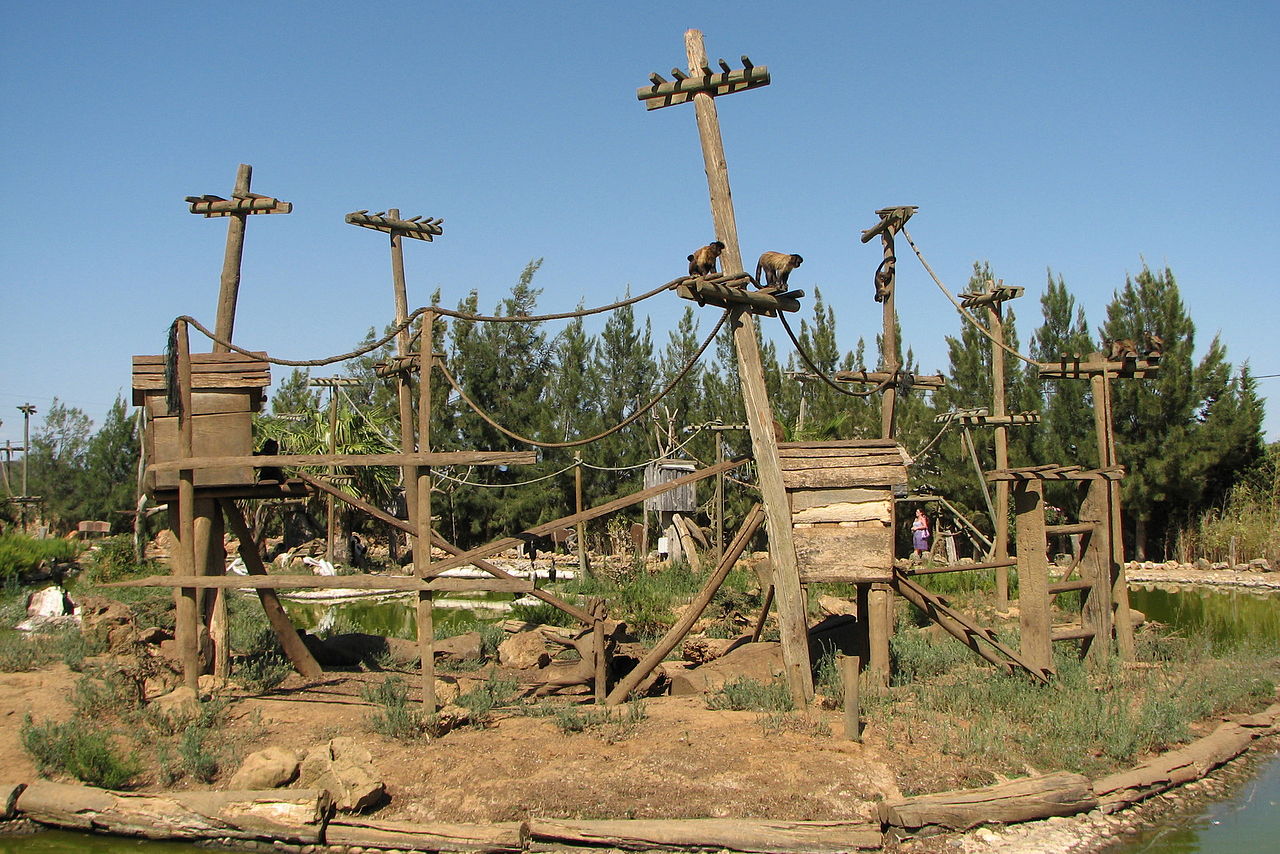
[433,461,579,489]
[437,309,729,449]
[899,226,1039,368]
[579,422,713,471]
[906,411,957,465]
[777,312,895,398]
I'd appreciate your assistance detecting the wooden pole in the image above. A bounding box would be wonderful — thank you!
[879,232,899,439]
[1014,480,1052,672]
[988,293,1010,609]
[868,583,892,686]
[961,426,999,540]
[175,322,200,690]
[389,208,419,561]
[842,655,861,741]
[1077,479,1111,665]
[212,164,251,353]
[416,310,436,710]
[1093,369,1134,659]
[325,384,338,565]
[683,28,812,703]
[195,498,228,678]
[574,452,588,576]
[714,434,725,563]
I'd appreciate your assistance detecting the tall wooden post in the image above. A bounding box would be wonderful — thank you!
[325,384,339,564]
[1014,479,1051,673]
[1091,369,1134,659]
[879,232,900,439]
[388,208,419,550]
[988,294,1011,609]
[679,29,812,701]
[574,453,588,576]
[416,311,437,710]
[174,322,200,690]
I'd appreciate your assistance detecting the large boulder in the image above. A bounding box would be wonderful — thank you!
[302,632,418,667]
[151,686,200,725]
[498,631,550,669]
[435,631,483,664]
[78,595,136,650]
[16,586,78,632]
[298,737,385,812]
[668,641,785,696]
[227,746,300,790]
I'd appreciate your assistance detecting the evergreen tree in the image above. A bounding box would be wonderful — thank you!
[79,397,140,532]
[1030,271,1097,469]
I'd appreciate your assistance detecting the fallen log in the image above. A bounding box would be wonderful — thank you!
[325,816,526,852]
[1092,720,1260,812]
[15,781,329,843]
[526,817,880,853]
[878,771,1096,831]
[1,783,24,820]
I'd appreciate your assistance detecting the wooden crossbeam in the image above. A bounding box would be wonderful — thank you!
[148,449,537,474]
[833,369,946,389]
[185,193,292,217]
[675,277,800,315]
[860,206,918,244]
[345,211,444,241]
[637,63,770,110]
[986,465,1125,482]
[936,410,1040,427]
[959,284,1024,308]
[105,574,534,593]
[1037,356,1161,380]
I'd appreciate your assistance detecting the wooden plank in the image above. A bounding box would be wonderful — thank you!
[778,455,905,470]
[325,817,524,852]
[791,499,891,524]
[878,772,1096,831]
[1051,626,1096,642]
[778,439,902,450]
[148,450,538,473]
[782,466,907,490]
[788,487,885,512]
[105,574,535,592]
[905,558,1018,576]
[842,655,861,741]
[175,323,200,692]
[133,352,269,367]
[528,818,880,853]
[1014,481,1052,673]
[793,525,892,584]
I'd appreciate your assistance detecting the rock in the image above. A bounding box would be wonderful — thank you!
[227,747,300,790]
[668,641,785,696]
[1211,561,1230,571]
[303,633,418,667]
[199,674,231,696]
[682,636,750,665]
[299,737,385,812]
[137,626,171,645]
[151,686,200,724]
[1193,558,1212,571]
[498,631,550,669]
[78,596,135,649]
[1249,558,1272,572]
[429,704,472,735]
[817,595,857,617]
[435,631,483,664]
[27,586,71,618]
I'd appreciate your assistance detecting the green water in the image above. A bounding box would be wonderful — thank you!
[1128,585,1280,646]
[0,830,198,852]
[282,591,514,639]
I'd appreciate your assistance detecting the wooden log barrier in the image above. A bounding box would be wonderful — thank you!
[1092,705,1280,813]
[15,782,330,843]
[325,816,526,852]
[877,771,1096,832]
[526,817,881,853]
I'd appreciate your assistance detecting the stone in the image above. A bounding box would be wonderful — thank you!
[26,586,70,618]
[668,641,785,696]
[151,686,200,725]
[817,594,857,617]
[137,626,171,645]
[682,636,749,665]
[227,746,300,790]
[199,674,231,696]
[434,631,483,664]
[1192,558,1212,571]
[299,737,385,812]
[498,631,550,669]
[78,596,135,649]
[1249,558,1273,572]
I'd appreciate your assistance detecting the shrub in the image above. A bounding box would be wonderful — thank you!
[551,701,647,741]
[21,715,140,789]
[455,671,520,725]
[81,535,155,584]
[361,675,427,740]
[707,677,794,712]
[235,651,291,693]
[0,534,79,582]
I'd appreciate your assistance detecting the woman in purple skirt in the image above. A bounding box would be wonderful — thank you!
[911,508,930,560]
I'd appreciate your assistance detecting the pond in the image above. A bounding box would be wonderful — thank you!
[281,590,515,639]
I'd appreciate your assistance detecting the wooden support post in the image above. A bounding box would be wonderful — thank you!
[212,164,252,353]
[174,322,200,691]
[842,655,861,741]
[682,29,812,703]
[714,433,724,562]
[195,497,227,678]
[592,599,607,705]
[325,385,338,564]
[1077,480,1110,664]
[988,293,1011,609]
[574,453,588,576]
[879,231,899,439]
[867,583,892,686]
[221,500,323,679]
[750,585,774,643]
[389,208,418,555]
[1090,370,1134,660]
[1014,480,1052,672]
[416,310,436,711]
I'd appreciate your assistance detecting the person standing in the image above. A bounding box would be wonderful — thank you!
[912,508,931,560]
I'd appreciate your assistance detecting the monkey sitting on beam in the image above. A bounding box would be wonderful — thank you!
[754,251,804,291]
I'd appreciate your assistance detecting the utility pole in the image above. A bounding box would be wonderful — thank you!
[638,30,813,701]
[17,404,35,531]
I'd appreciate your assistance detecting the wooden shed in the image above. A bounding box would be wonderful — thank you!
[132,352,269,494]
[779,439,909,584]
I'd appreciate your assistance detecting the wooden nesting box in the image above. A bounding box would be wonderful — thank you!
[643,460,697,513]
[132,352,269,494]
[780,440,909,584]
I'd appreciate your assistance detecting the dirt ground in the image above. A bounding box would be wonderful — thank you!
[0,662,902,825]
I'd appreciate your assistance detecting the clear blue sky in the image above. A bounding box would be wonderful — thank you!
[2,1,1277,451]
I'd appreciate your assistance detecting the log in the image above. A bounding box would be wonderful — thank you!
[148,449,537,473]
[782,466,907,490]
[526,817,880,853]
[15,781,329,843]
[878,772,1096,831]
[671,513,700,564]
[1,782,24,820]
[326,816,525,852]
[105,574,533,592]
[1092,720,1262,812]
[792,500,891,525]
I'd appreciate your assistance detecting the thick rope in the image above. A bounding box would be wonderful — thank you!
[434,461,579,489]
[777,312,895,398]
[579,422,712,471]
[438,309,729,449]
[899,226,1039,368]
[906,412,956,465]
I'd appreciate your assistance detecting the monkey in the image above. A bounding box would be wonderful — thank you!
[255,438,284,483]
[687,241,726,277]
[1107,338,1140,361]
[754,251,804,291]
[873,254,896,303]
[1142,331,1164,358]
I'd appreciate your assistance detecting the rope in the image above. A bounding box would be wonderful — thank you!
[906,412,956,465]
[173,313,422,368]
[579,422,712,471]
[433,461,578,489]
[899,226,1039,368]
[436,309,729,449]
[777,312,894,398]
[424,278,680,325]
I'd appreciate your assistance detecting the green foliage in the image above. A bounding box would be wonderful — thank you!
[455,671,520,725]
[236,651,291,693]
[550,700,647,741]
[361,675,428,740]
[508,600,577,627]
[0,534,80,581]
[81,535,154,584]
[21,714,140,788]
[707,676,794,713]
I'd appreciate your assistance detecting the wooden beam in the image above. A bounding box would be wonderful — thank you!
[675,279,801,314]
[105,574,534,593]
[148,449,538,473]
[1014,481,1052,672]
[636,65,771,110]
[345,210,443,240]
[833,370,946,388]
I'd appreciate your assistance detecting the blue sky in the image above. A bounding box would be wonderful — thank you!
[2,1,1277,451]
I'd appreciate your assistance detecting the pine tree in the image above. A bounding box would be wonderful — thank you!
[1030,271,1096,469]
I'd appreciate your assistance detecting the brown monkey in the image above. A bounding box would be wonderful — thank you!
[1107,338,1139,360]
[1142,331,1164,357]
[754,251,804,290]
[873,254,896,303]
[687,241,726,276]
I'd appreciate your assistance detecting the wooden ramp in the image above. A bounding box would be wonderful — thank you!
[891,569,1051,684]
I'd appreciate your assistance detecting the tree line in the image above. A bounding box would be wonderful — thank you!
[9,260,1268,562]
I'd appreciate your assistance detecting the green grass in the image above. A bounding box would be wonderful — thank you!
[361,675,429,740]
[21,715,141,789]
[0,534,80,582]
[707,676,794,713]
